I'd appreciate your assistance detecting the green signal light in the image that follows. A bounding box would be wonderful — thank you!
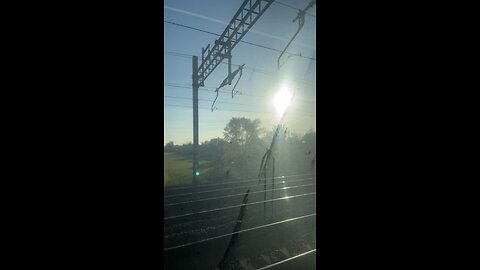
[195,171,200,176]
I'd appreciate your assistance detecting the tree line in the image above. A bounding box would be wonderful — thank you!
[165,117,316,183]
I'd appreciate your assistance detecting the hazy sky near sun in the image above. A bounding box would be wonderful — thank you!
[164,0,316,145]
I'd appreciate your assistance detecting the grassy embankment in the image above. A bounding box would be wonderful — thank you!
[164,152,213,187]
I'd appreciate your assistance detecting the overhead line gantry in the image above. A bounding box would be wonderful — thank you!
[191,0,275,183]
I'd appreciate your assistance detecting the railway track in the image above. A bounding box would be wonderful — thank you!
[164,173,316,269]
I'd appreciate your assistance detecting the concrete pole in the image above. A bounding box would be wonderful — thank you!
[192,56,199,184]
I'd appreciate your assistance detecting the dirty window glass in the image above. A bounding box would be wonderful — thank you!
[164,1,316,269]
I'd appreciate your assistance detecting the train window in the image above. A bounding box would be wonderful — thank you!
[164,1,316,269]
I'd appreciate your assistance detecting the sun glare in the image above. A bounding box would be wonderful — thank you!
[273,86,292,116]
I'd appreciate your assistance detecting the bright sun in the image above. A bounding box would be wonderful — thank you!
[273,86,292,116]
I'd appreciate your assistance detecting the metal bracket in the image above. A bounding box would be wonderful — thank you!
[277,0,316,70]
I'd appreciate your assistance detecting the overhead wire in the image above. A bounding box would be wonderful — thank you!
[164,95,251,106]
[165,93,315,112]
[164,103,316,117]
[273,1,316,18]
[164,20,316,61]
[164,82,316,103]
[164,50,316,87]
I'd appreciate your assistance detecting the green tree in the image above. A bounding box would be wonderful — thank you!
[164,141,175,152]
[223,117,265,178]
[223,117,264,145]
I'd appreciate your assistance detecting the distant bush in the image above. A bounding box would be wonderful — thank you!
[164,141,175,152]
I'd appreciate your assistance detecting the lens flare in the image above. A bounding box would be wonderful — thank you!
[273,86,292,116]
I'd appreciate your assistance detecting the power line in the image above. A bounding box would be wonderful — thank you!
[165,82,228,93]
[165,95,251,106]
[164,4,314,49]
[164,84,316,103]
[164,83,247,99]
[164,83,317,103]
[165,103,275,116]
[165,100,316,117]
[164,103,316,118]
[164,50,192,59]
[164,92,316,117]
[164,20,316,61]
[273,1,316,18]
[164,50,316,87]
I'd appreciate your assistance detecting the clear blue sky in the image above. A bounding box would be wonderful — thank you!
[164,0,316,145]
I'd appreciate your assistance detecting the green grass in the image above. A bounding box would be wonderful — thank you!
[164,152,213,187]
